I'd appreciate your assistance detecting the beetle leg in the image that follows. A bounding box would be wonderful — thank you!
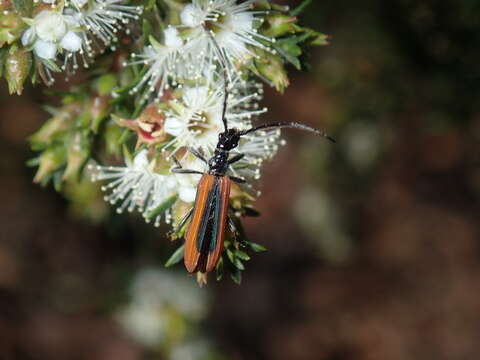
[177,207,194,232]
[228,216,239,237]
[228,216,248,247]
[229,175,247,184]
[172,168,205,175]
[228,153,245,165]
[187,146,208,164]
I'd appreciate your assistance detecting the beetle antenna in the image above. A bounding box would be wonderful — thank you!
[239,122,336,142]
[204,27,229,132]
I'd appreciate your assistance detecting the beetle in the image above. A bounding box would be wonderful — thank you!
[171,77,334,274]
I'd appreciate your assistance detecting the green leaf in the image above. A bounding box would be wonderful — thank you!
[0,48,7,77]
[96,73,117,95]
[216,257,224,281]
[142,19,153,39]
[26,156,40,167]
[230,269,242,285]
[249,242,267,252]
[122,144,133,165]
[290,0,312,16]
[165,244,184,267]
[149,35,163,50]
[226,249,235,264]
[52,170,63,192]
[13,0,32,17]
[234,258,245,271]
[146,194,179,220]
[235,250,250,261]
[117,128,132,147]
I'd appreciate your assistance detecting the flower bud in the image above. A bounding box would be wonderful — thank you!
[264,14,297,38]
[63,132,91,182]
[103,121,123,156]
[90,95,111,133]
[33,145,65,184]
[30,102,82,146]
[255,54,289,92]
[0,11,26,46]
[5,47,31,95]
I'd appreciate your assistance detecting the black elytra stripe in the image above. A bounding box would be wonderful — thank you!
[210,178,224,252]
[195,177,223,272]
[195,178,220,254]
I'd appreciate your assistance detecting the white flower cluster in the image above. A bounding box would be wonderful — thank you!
[130,0,274,102]
[116,267,209,347]
[21,0,142,79]
[92,74,285,227]
[92,1,285,229]
[91,149,203,226]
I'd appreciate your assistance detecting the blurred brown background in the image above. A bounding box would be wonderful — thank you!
[1,0,480,359]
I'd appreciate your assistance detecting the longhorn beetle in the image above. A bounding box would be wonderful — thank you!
[171,29,334,275]
[171,73,334,275]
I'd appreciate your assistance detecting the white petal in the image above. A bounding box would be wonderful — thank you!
[34,11,67,42]
[63,14,81,27]
[21,28,35,46]
[72,0,88,8]
[33,40,57,60]
[180,4,205,27]
[132,149,150,170]
[164,27,183,48]
[179,186,197,203]
[164,117,186,137]
[60,31,82,52]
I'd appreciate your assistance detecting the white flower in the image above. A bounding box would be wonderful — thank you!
[180,3,208,28]
[160,76,267,157]
[159,74,284,183]
[33,39,57,60]
[130,0,274,101]
[116,268,209,347]
[90,150,202,227]
[164,117,186,137]
[34,10,67,42]
[60,31,82,52]
[72,0,143,46]
[129,28,199,102]
[234,128,285,181]
[179,0,274,71]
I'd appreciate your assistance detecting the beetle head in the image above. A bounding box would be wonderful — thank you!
[217,129,241,151]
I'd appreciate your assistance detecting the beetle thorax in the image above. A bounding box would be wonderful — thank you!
[208,150,229,175]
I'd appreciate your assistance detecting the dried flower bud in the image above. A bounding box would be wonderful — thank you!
[116,104,166,146]
[0,0,12,12]
[5,47,31,95]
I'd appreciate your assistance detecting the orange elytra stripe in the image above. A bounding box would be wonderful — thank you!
[205,176,231,273]
[184,174,216,273]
